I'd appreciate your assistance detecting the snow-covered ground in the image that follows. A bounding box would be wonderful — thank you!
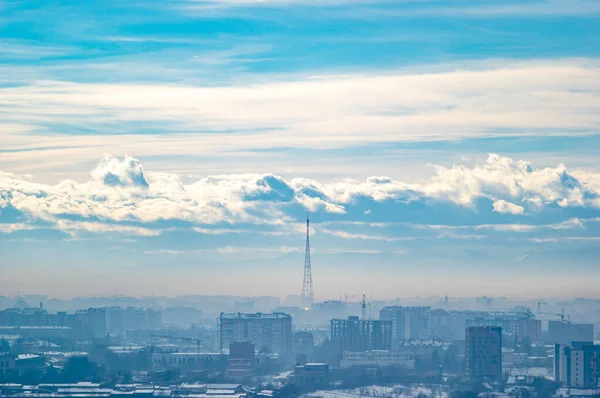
[303,384,449,398]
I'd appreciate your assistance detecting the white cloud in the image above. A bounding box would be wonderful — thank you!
[1,154,599,239]
[528,238,558,243]
[422,219,586,233]
[1,59,599,173]
[144,246,301,255]
[91,155,149,188]
[320,228,419,241]
[529,236,600,243]
[178,0,600,18]
[436,233,488,240]
[493,199,525,215]
[547,218,585,230]
[55,220,161,237]
[0,223,37,233]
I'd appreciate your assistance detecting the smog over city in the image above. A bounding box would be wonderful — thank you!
[0,0,599,397]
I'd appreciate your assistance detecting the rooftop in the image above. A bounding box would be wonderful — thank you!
[398,339,443,347]
[219,312,291,320]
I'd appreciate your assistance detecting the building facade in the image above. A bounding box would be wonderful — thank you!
[380,306,432,347]
[151,352,226,372]
[105,307,161,333]
[466,316,541,343]
[330,316,392,364]
[226,342,255,379]
[293,331,314,364]
[73,308,106,340]
[294,363,328,389]
[219,312,292,358]
[465,326,502,380]
[554,342,600,388]
[339,350,415,369]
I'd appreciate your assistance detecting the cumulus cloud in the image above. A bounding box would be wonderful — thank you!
[493,199,525,215]
[1,154,600,238]
[91,155,149,188]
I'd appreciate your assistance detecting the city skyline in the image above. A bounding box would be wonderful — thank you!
[1,0,600,298]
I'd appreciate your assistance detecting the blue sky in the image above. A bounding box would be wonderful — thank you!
[1,0,599,299]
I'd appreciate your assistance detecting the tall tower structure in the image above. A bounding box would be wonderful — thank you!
[301,214,314,309]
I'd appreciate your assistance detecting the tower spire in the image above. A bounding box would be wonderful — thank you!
[301,213,314,309]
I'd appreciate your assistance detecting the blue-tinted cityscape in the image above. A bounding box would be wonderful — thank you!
[1,0,599,397]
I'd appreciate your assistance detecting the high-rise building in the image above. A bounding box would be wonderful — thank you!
[293,331,314,364]
[74,308,106,340]
[465,326,502,380]
[380,306,404,347]
[431,310,540,343]
[379,306,432,348]
[548,321,594,345]
[330,316,392,364]
[554,342,600,388]
[219,312,292,358]
[466,315,541,344]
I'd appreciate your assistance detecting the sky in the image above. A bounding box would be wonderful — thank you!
[1,0,599,300]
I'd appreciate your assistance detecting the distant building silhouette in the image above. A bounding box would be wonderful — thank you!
[548,320,594,345]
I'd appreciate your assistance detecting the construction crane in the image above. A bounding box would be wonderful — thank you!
[558,308,570,322]
[342,292,372,320]
[539,308,571,322]
[536,301,547,314]
[360,294,372,320]
[344,293,362,303]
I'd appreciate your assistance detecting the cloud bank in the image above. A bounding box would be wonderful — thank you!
[1,154,599,239]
